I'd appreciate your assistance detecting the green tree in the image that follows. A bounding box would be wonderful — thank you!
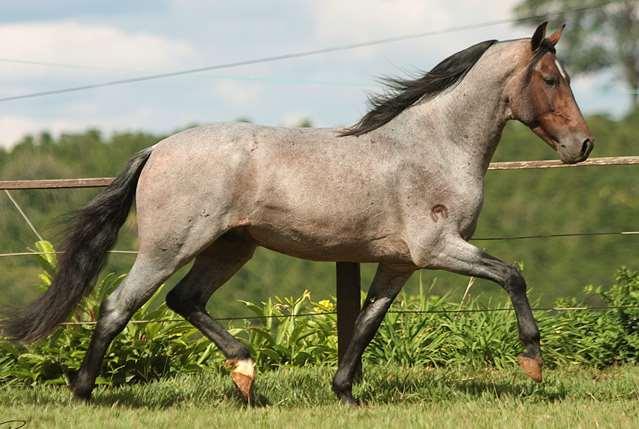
[1,117,638,314]
[514,0,639,108]
[296,118,313,128]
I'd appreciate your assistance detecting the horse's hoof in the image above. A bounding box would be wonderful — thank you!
[226,358,255,403]
[333,384,361,406]
[518,354,543,383]
[69,373,93,401]
[337,392,361,407]
[70,384,92,402]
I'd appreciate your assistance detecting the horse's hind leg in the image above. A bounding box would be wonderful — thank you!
[165,233,257,401]
[72,253,184,400]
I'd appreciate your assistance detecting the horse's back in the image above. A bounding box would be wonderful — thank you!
[134,122,413,263]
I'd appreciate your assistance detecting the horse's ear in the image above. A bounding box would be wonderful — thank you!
[531,22,548,51]
[547,24,566,46]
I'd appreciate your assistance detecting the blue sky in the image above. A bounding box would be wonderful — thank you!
[0,0,630,148]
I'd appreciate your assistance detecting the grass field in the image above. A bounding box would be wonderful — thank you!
[1,365,638,428]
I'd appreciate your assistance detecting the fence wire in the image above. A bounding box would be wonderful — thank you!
[2,230,638,258]
[0,0,625,103]
[52,304,639,327]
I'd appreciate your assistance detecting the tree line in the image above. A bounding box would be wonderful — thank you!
[0,110,637,315]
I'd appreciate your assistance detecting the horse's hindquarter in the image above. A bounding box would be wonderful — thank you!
[246,127,412,263]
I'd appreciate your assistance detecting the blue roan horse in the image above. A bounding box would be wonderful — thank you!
[2,23,593,404]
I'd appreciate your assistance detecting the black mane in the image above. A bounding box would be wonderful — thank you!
[340,39,498,137]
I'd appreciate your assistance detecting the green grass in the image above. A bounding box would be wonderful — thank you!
[1,365,638,428]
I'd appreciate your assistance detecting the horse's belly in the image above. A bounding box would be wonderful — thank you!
[245,224,411,264]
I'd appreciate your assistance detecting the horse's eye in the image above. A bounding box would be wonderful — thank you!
[543,76,559,87]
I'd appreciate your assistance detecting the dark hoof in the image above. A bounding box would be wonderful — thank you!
[333,383,361,406]
[69,372,93,401]
[518,353,543,383]
[71,384,92,402]
[337,392,361,406]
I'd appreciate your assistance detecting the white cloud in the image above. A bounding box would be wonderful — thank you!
[0,21,197,82]
[312,0,447,44]
[0,2,628,150]
[310,0,517,45]
[0,20,201,146]
[0,116,81,148]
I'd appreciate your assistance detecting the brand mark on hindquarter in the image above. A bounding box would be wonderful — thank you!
[430,204,448,222]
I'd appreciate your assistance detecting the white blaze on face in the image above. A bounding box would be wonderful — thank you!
[554,59,567,80]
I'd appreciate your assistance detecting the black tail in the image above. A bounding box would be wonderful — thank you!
[0,148,152,342]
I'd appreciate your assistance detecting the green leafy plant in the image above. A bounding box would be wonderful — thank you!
[0,241,217,386]
[2,241,639,387]
[232,291,337,368]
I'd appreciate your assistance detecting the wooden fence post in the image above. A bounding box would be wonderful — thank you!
[336,261,362,378]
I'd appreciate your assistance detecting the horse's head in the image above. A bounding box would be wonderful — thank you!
[506,22,594,164]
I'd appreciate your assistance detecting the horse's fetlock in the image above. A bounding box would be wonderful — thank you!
[229,345,251,360]
[332,374,351,395]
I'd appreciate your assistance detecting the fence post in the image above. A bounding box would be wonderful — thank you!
[336,261,361,378]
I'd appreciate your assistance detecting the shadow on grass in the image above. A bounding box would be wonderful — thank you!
[0,382,273,410]
[357,371,568,404]
[92,385,272,409]
[448,379,567,402]
[4,370,569,409]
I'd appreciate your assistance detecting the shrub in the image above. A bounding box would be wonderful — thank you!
[1,241,638,386]
[0,241,216,386]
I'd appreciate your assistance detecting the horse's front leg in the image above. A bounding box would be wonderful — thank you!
[332,264,412,405]
[427,234,542,381]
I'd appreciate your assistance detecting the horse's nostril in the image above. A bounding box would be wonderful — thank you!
[580,139,593,157]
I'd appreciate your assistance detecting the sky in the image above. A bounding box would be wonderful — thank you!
[0,0,631,148]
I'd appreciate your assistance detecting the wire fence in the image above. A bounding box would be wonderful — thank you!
[0,1,636,332]
[1,154,638,326]
[56,304,639,327]
[1,229,637,258]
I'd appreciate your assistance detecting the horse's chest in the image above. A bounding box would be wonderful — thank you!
[454,190,485,238]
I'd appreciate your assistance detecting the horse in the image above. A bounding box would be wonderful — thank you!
[1,22,593,405]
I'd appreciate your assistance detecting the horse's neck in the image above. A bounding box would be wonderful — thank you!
[395,41,523,177]
[432,78,508,174]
